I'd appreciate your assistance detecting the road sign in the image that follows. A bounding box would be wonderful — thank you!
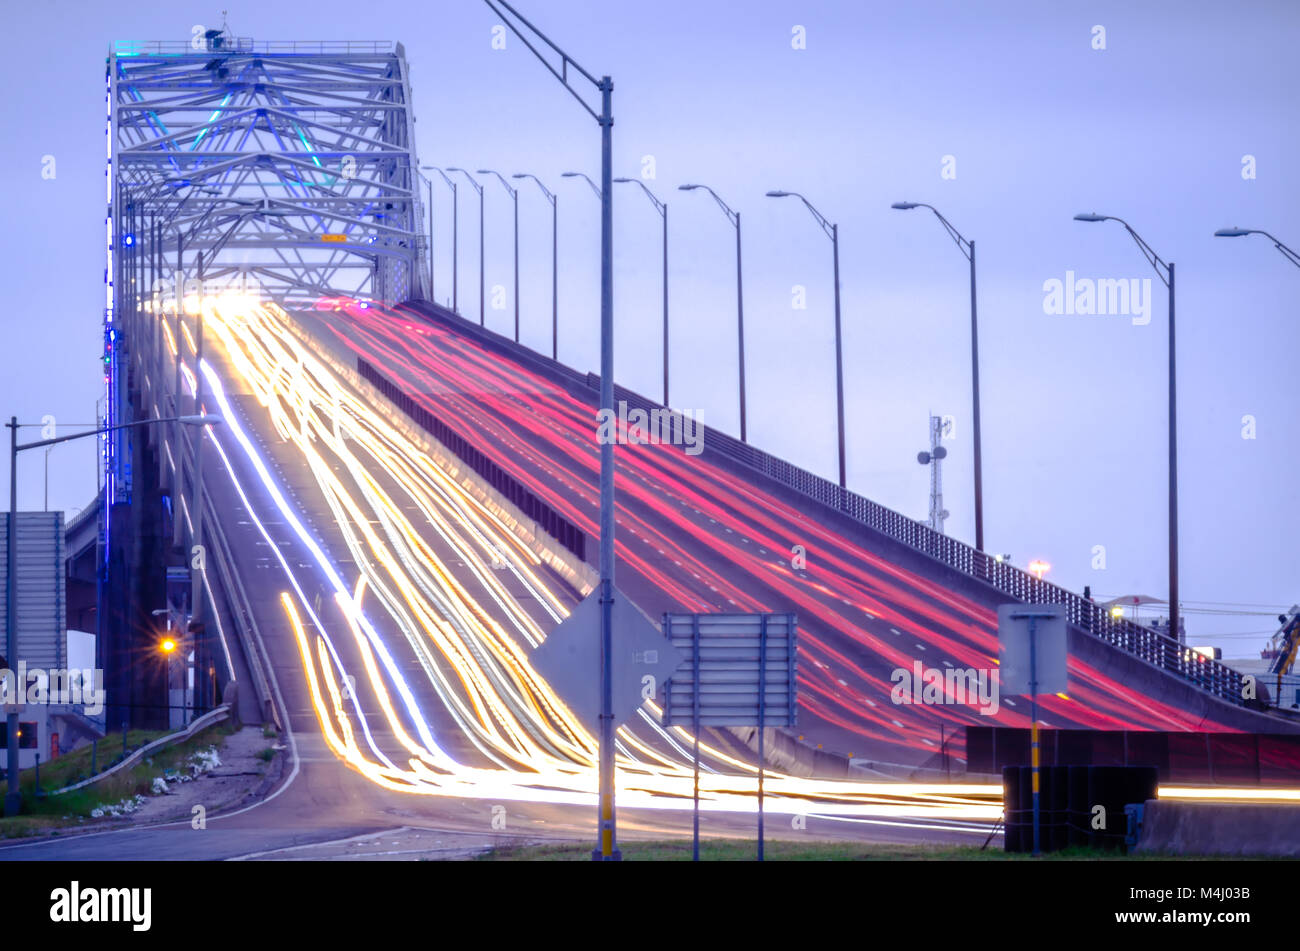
[530,588,685,737]
[321,234,347,243]
[661,612,798,862]
[997,603,1068,695]
[997,602,1069,858]
[661,613,798,727]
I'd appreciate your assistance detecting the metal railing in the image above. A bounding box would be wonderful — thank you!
[402,301,1250,707]
[112,39,393,57]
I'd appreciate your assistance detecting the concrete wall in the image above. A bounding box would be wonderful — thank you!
[1136,799,1300,857]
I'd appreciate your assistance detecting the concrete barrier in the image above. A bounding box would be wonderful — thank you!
[1135,798,1300,857]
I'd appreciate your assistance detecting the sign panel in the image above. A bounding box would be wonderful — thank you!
[997,603,1068,696]
[661,613,798,727]
[0,512,66,672]
[530,588,686,736]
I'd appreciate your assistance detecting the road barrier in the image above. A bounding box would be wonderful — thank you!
[401,300,1250,708]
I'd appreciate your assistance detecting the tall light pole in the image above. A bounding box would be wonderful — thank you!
[680,184,746,441]
[1214,227,1300,269]
[478,169,520,342]
[1075,212,1178,641]
[767,190,846,488]
[514,173,558,359]
[417,170,435,300]
[892,201,984,549]
[448,167,485,325]
[614,178,669,406]
[5,414,221,816]
[422,166,459,312]
[486,0,619,861]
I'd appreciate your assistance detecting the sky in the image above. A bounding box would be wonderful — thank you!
[0,0,1296,656]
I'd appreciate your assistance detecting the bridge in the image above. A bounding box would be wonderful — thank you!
[3,24,1296,860]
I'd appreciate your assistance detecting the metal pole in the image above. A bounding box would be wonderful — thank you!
[1168,262,1178,643]
[5,416,20,816]
[594,74,620,862]
[692,614,701,862]
[513,190,520,343]
[970,239,984,551]
[1029,616,1040,856]
[172,237,184,551]
[425,177,434,302]
[832,224,846,489]
[478,185,485,326]
[191,253,206,711]
[43,449,49,512]
[758,614,767,861]
[662,203,669,407]
[552,195,558,360]
[736,212,746,442]
[452,185,459,313]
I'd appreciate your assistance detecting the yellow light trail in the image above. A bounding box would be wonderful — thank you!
[163,295,1300,826]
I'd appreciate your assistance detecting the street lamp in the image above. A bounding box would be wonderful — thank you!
[1213,227,1300,269]
[561,170,602,201]
[489,0,620,861]
[892,201,985,550]
[1074,211,1179,642]
[513,173,558,359]
[478,170,521,342]
[4,413,220,816]
[614,178,669,406]
[680,184,746,441]
[421,167,459,312]
[766,190,846,487]
[448,168,485,325]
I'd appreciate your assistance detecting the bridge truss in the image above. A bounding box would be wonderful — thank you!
[104,32,426,501]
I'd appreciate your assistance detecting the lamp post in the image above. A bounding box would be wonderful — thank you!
[421,167,459,312]
[1214,227,1300,269]
[1075,212,1178,642]
[478,169,520,342]
[766,190,846,487]
[448,168,485,325]
[513,173,558,359]
[4,413,221,816]
[613,178,669,406]
[679,184,745,440]
[418,170,435,300]
[488,0,620,861]
[892,201,984,550]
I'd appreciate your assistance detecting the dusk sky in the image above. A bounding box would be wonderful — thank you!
[2,0,1296,656]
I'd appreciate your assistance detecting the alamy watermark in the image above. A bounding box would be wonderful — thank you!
[0,664,105,716]
[890,661,999,715]
[1043,271,1152,326]
[596,401,704,456]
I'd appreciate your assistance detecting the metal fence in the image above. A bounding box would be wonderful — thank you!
[580,376,1248,707]
[399,300,1249,708]
[112,39,393,56]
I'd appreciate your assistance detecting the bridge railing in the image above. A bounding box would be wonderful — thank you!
[583,372,1248,708]
[112,39,393,56]
[398,301,1248,708]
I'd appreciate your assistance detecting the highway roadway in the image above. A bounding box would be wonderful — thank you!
[0,293,1006,859]
[312,298,1241,766]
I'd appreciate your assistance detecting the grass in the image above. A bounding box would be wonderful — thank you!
[473,839,1242,861]
[0,723,234,838]
[255,747,276,763]
[262,725,278,739]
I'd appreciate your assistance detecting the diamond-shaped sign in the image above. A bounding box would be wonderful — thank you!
[531,588,686,735]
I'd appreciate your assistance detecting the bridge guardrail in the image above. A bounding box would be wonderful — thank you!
[400,301,1248,708]
[587,372,1248,707]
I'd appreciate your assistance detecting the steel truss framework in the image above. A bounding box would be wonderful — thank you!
[107,35,425,314]
[103,34,425,505]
